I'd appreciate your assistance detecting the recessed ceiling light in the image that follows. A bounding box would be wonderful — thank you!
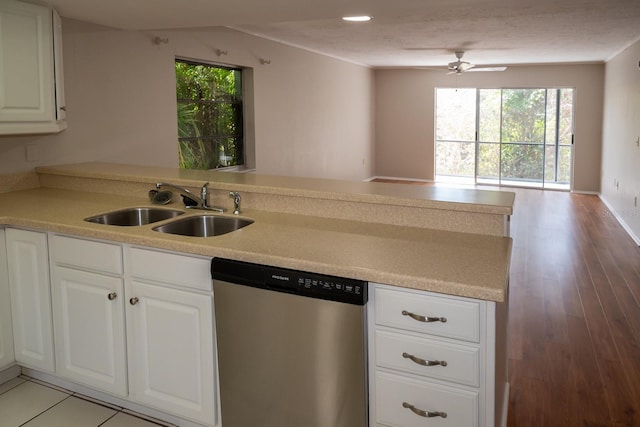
[342,15,373,22]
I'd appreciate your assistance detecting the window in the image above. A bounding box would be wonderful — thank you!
[175,59,244,170]
[435,87,574,189]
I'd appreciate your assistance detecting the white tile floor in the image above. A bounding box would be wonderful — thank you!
[0,376,170,427]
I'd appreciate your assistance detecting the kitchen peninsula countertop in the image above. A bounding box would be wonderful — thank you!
[0,163,513,302]
[35,162,515,215]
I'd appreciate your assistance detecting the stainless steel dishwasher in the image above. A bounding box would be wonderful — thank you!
[211,258,368,427]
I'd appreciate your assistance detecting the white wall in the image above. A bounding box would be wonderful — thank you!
[0,20,375,182]
[375,64,604,192]
[600,39,640,243]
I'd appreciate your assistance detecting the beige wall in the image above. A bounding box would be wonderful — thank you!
[600,39,640,243]
[374,64,604,192]
[0,17,610,193]
[0,20,375,181]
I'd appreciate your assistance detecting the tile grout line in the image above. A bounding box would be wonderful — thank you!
[6,375,175,427]
[17,392,73,427]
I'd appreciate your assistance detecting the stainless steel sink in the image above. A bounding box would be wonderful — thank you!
[84,207,184,226]
[152,215,254,237]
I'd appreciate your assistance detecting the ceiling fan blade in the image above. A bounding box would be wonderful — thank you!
[466,66,507,72]
[458,62,475,72]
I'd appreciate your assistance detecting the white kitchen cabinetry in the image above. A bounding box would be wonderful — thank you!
[49,235,127,397]
[369,283,507,427]
[46,236,218,426]
[0,0,66,135]
[0,229,16,370]
[5,229,55,372]
[127,247,217,427]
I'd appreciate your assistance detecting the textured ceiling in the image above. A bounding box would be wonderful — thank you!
[45,0,640,68]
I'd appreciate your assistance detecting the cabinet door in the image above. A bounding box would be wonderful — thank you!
[51,266,127,396]
[0,0,54,122]
[127,280,215,426]
[5,229,55,372]
[52,8,65,121]
[0,229,16,370]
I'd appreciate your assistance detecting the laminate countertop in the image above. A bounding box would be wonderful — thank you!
[35,162,515,215]
[0,186,512,302]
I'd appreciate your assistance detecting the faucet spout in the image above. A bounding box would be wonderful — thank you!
[155,182,225,213]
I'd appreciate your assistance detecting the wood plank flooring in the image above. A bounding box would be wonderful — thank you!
[372,180,640,426]
[507,189,640,427]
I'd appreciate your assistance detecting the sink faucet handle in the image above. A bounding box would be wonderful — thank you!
[200,182,210,208]
[229,191,241,215]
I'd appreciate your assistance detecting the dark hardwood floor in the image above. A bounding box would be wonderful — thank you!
[507,188,640,427]
[373,180,640,426]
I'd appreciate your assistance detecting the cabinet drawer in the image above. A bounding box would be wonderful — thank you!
[375,287,480,342]
[375,329,479,387]
[130,248,211,292]
[375,371,478,427]
[51,235,123,275]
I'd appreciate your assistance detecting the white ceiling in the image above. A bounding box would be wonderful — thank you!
[45,0,640,68]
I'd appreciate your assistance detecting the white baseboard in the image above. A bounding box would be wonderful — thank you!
[599,194,640,246]
[0,364,21,384]
[571,190,599,195]
[365,175,434,183]
[500,382,510,427]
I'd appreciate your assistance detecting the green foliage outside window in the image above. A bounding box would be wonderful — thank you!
[175,60,243,170]
[436,87,574,185]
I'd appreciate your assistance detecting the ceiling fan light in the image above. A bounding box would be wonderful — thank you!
[342,15,373,22]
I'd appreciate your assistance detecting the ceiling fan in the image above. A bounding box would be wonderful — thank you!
[447,51,507,74]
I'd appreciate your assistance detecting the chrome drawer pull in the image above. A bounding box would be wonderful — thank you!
[402,352,447,367]
[403,402,447,418]
[402,310,447,323]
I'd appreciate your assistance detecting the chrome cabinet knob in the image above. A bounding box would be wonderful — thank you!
[107,292,117,301]
[129,297,139,305]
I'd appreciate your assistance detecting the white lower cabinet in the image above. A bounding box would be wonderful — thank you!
[127,247,216,427]
[45,235,217,427]
[0,229,16,370]
[370,283,501,427]
[127,280,215,425]
[50,266,127,396]
[376,371,479,427]
[5,229,55,373]
[50,235,127,396]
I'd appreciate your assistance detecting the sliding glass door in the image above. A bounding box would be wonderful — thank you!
[435,87,574,189]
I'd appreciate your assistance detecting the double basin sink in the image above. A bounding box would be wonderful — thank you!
[85,207,253,237]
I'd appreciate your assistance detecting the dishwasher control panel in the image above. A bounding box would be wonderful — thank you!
[212,258,367,305]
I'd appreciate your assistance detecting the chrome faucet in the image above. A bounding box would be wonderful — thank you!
[155,182,225,212]
[229,191,241,215]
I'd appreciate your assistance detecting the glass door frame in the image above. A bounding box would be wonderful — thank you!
[435,86,575,190]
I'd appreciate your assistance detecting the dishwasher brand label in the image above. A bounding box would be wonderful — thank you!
[271,274,290,282]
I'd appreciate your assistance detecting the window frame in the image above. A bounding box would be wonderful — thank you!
[175,57,252,171]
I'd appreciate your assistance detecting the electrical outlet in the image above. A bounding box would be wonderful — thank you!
[636,136,639,147]
[25,144,39,162]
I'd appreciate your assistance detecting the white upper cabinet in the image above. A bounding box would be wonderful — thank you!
[0,0,66,134]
